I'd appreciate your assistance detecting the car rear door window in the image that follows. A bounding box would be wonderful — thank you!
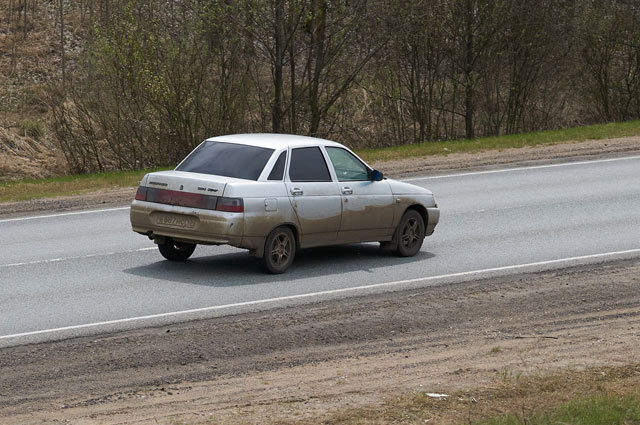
[289,147,332,182]
[326,147,370,181]
[267,151,287,180]
[176,141,274,181]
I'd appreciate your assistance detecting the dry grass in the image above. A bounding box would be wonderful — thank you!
[303,364,640,425]
[0,127,66,182]
[0,0,88,182]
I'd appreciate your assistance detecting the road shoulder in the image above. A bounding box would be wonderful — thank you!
[1,258,639,424]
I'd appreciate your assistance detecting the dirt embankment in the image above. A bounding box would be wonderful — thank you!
[1,259,639,424]
[0,127,67,182]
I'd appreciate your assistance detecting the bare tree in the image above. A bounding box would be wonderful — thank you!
[59,0,66,91]
[579,0,640,122]
[46,0,640,172]
[443,0,506,139]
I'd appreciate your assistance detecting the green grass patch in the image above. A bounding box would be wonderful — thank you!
[19,119,44,140]
[0,167,169,203]
[476,393,640,425]
[316,364,640,425]
[315,390,640,425]
[356,120,640,163]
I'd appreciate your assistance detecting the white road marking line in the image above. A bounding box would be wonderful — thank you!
[402,154,640,181]
[0,247,156,268]
[0,206,130,223]
[2,248,639,341]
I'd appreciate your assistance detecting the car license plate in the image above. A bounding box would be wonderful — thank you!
[155,213,198,229]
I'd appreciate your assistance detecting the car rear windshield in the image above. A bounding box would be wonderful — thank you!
[176,141,274,180]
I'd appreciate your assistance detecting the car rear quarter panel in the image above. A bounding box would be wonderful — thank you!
[224,182,299,257]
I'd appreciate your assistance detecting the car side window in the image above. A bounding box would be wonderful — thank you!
[267,151,287,180]
[289,147,332,182]
[326,147,369,182]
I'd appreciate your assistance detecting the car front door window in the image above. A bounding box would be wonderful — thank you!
[326,147,394,236]
[326,147,369,181]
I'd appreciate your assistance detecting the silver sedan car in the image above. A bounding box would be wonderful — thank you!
[130,134,439,273]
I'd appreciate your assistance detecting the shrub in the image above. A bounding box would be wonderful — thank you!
[20,120,44,140]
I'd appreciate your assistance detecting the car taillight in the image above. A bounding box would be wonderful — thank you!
[134,187,242,213]
[216,197,244,213]
[137,187,219,210]
[135,186,148,201]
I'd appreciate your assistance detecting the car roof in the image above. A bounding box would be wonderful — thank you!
[205,133,345,149]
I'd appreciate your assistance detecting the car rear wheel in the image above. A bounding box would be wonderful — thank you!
[394,209,425,257]
[262,226,296,274]
[158,239,196,261]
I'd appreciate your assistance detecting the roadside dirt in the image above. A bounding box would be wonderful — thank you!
[1,259,639,424]
[2,136,640,217]
[0,186,136,216]
[370,135,640,178]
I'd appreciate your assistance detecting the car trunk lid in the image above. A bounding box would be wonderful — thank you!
[140,170,248,210]
[146,170,229,195]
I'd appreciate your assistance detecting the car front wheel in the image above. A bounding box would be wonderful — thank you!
[262,226,296,274]
[158,239,196,261]
[395,209,425,257]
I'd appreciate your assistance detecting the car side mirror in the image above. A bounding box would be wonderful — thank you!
[371,169,384,181]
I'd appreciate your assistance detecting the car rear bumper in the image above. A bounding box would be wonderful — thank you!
[130,200,244,245]
[426,207,440,236]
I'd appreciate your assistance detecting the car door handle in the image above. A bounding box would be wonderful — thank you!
[290,187,303,196]
[341,187,353,195]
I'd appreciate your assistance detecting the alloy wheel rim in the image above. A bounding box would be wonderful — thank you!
[270,233,291,267]
[401,218,421,249]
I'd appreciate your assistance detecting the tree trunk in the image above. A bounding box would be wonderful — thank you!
[22,0,27,40]
[272,0,284,133]
[88,0,94,83]
[309,0,326,136]
[59,0,65,91]
[464,0,474,139]
[289,0,297,134]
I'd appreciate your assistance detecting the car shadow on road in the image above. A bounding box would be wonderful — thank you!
[123,243,435,287]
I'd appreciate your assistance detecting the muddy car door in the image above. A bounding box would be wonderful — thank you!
[286,146,342,247]
[325,147,394,241]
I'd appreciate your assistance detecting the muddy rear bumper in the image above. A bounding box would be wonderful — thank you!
[130,200,244,246]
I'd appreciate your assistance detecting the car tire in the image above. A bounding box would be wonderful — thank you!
[394,209,425,257]
[262,226,296,274]
[158,239,196,261]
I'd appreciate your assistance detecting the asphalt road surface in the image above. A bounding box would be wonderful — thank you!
[2,155,639,347]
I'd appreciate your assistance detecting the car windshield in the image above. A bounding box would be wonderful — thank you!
[176,141,274,180]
